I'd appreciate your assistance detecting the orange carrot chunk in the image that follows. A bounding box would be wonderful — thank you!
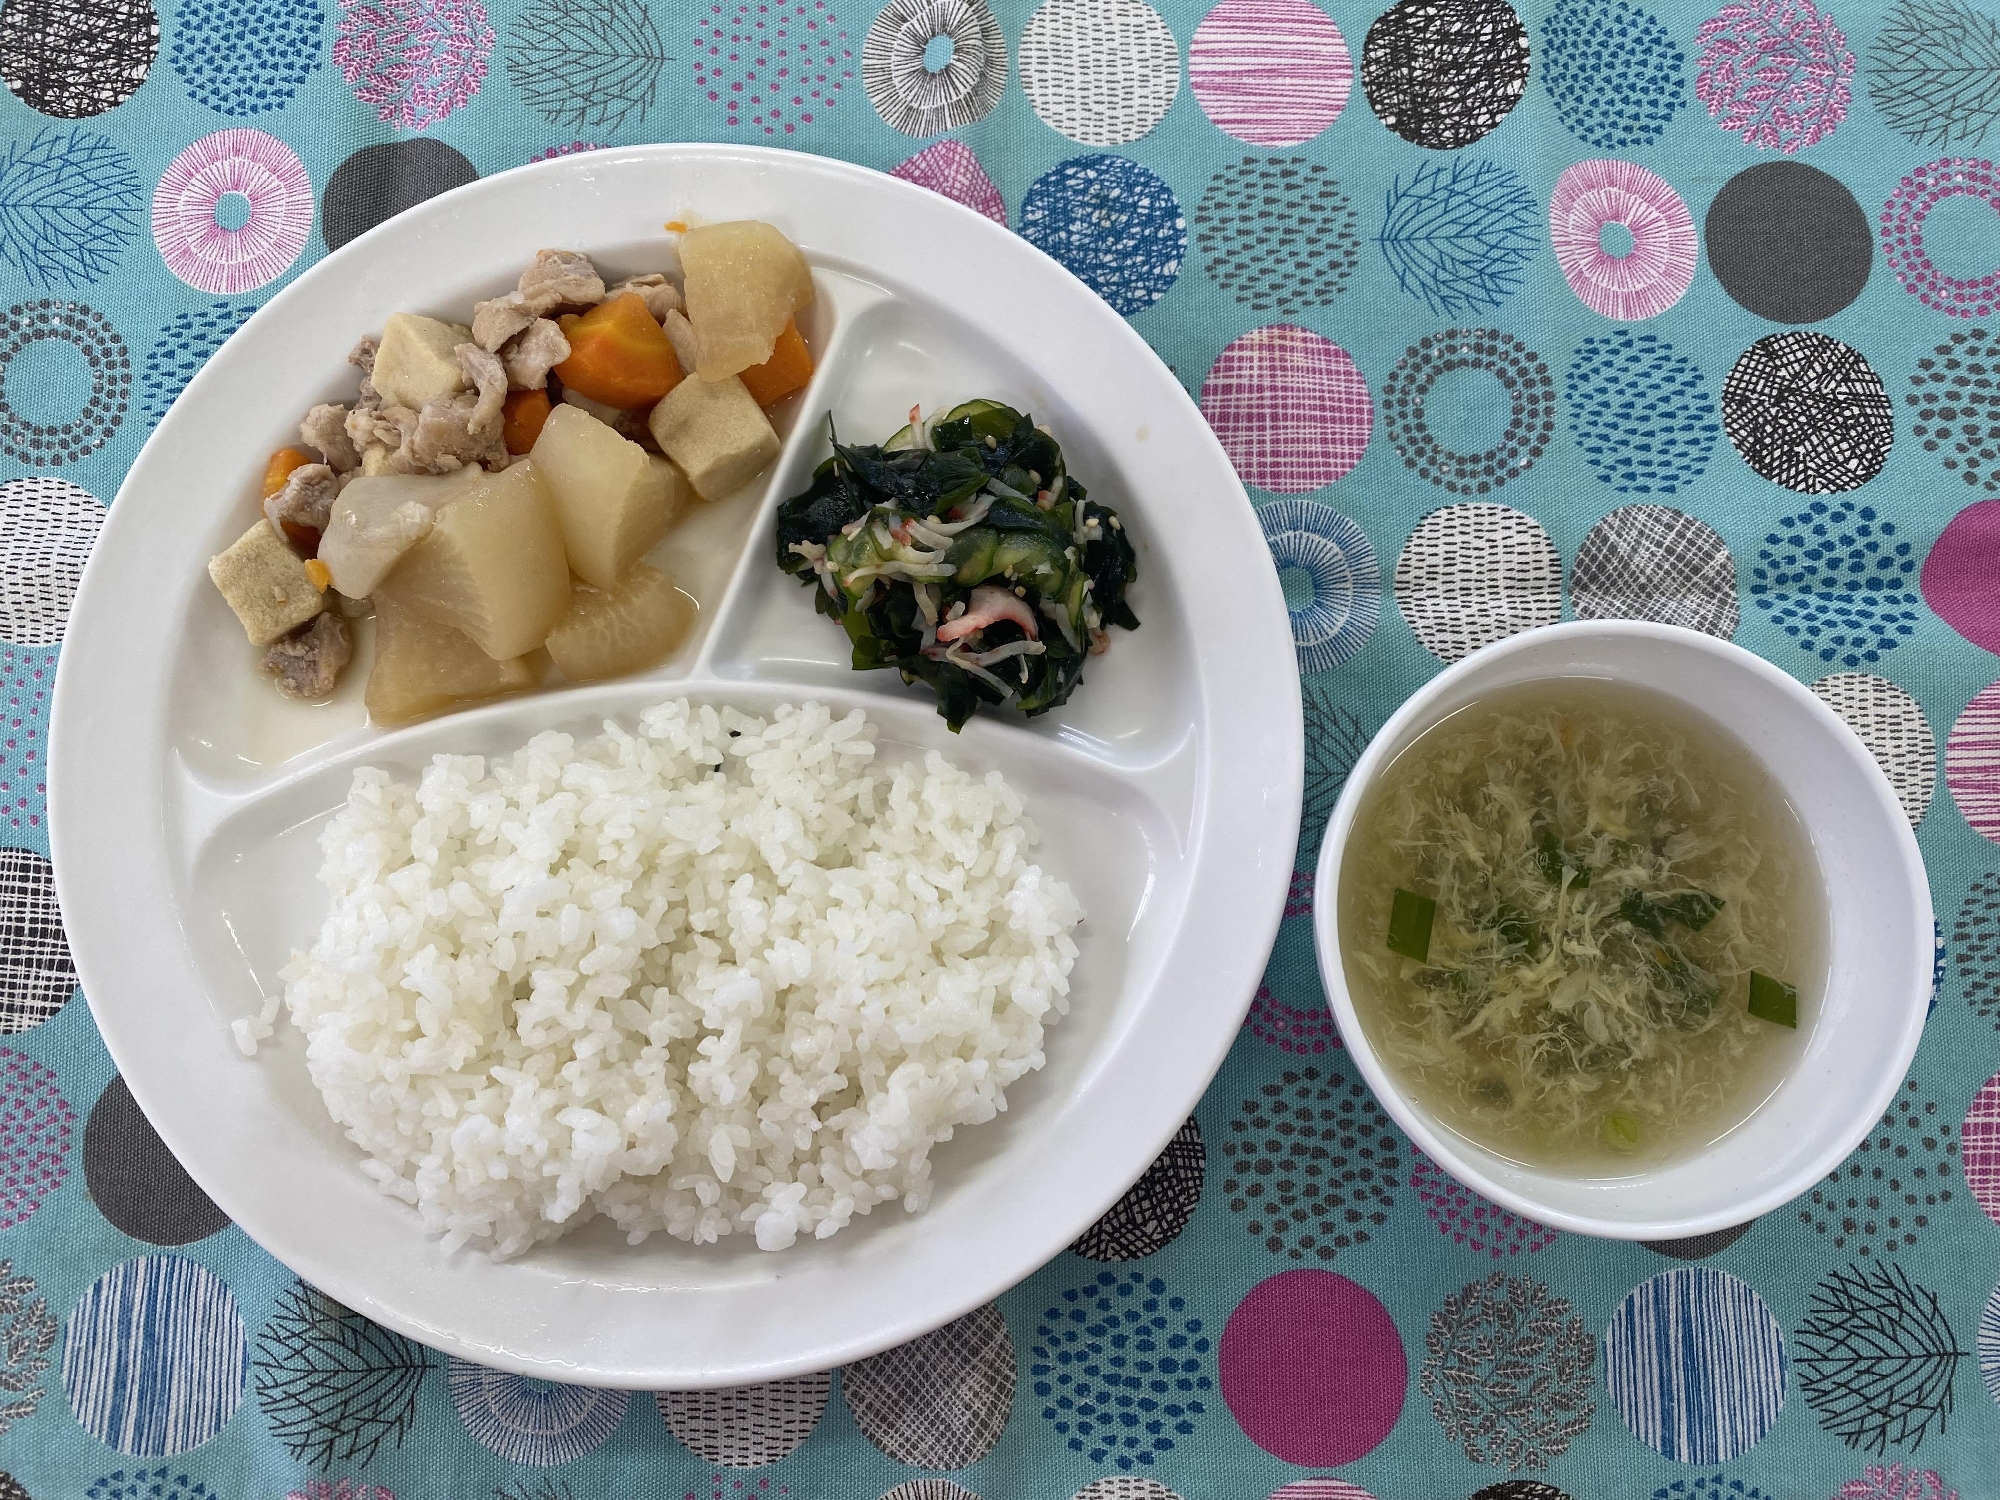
[262,446,314,497]
[739,318,815,408]
[554,294,684,408]
[502,388,553,454]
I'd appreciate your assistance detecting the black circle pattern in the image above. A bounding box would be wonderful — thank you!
[1470,1484,1575,1500]
[1722,332,1893,494]
[1704,161,1872,325]
[1196,157,1359,316]
[0,300,129,465]
[322,139,480,253]
[0,0,156,119]
[0,848,73,1035]
[83,1075,231,1245]
[1223,1066,1400,1261]
[1641,1221,1755,1259]
[1797,1077,1956,1257]
[1382,328,1555,495]
[1363,0,1531,150]
[1073,1117,1204,1262]
[1956,871,2000,1028]
[1906,328,2000,491]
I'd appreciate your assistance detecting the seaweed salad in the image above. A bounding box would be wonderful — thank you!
[774,400,1139,730]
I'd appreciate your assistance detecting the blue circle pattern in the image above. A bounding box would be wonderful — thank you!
[86,1469,219,1500]
[1258,499,1381,673]
[141,302,258,429]
[1567,331,1717,495]
[170,0,322,116]
[1375,158,1540,318]
[62,1256,245,1457]
[1750,498,1921,668]
[1031,1269,1212,1471]
[1540,0,1686,150]
[1604,1266,1788,1464]
[447,1358,629,1466]
[1652,1481,1776,1500]
[1019,155,1185,317]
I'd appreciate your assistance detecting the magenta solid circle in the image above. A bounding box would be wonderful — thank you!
[1200,324,1372,494]
[1219,1268,1406,1465]
[1923,499,2000,655]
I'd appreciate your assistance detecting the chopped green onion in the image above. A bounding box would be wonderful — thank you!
[1619,888,1723,939]
[1748,971,1798,1028]
[1387,888,1436,962]
[1601,1111,1641,1151]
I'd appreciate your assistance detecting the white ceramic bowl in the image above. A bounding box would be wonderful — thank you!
[1312,620,1931,1240]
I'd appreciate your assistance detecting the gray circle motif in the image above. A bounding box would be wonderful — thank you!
[0,849,74,1035]
[1642,1221,1755,1259]
[863,0,1006,137]
[843,1303,1015,1468]
[655,1371,830,1466]
[1572,504,1739,638]
[322,140,478,253]
[84,1076,230,1246]
[1705,161,1871,324]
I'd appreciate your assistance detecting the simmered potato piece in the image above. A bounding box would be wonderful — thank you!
[372,312,473,409]
[681,221,815,381]
[646,374,779,500]
[376,460,568,659]
[531,404,687,587]
[545,563,696,682]
[366,594,535,725]
[319,468,481,598]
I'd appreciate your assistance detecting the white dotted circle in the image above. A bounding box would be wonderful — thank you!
[0,477,104,646]
[1076,1482,1185,1500]
[1021,0,1180,146]
[1812,672,1937,826]
[1395,503,1561,663]
[655,1371,831,1466]
[1571,504,1738,639]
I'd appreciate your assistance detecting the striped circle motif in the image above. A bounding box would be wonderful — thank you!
[1200,325,1372,493]
[1882,157,2000,317]
[845,1304,1016,1468]
[1259,500,1380,673]
[1395,504,1561,663]
[1020,0,1178,147]
[656,1372,830,1466]
[1572,504,1738,638]
[1188,0,1351,147]
[1963,1070,2000,1224]
[1270,1484,1380,1500]
[62,1256,245,1456]
[0,477,104,646]
[1948,681,2000,844]
[1810,673,1936,825]
[447,1359,628,1465]
[882,1486,981,1500]
[862,0,1005,137]
[1603,1267,1787,1462]
[151,130,311,295]
[1549,158,1697,320]
[1981,1279,2000,1412]
[0,1048,70,1229]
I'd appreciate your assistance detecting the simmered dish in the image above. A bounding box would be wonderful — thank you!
[207,222,818,724]
[243,700,1082,1257]
[1339,681,1822,1173]
[775,401,1138,730]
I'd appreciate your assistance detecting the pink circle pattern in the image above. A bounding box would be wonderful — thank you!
[1923,500,2000,655]
[1245,983,1340,1055]
[0,1048,72,1229]
[1219,1269,1405,1466]
[1882,158,2000,318]
[1200,324,1372,494]
[1948,681,2000,845]
[892,140,1007,224]
[1549,158,1697,320]
[332,0,495,131]
[1188,0,1352,148]
[531,142,603,162]
[0,646,50,834]
[1409,1152,1558,1257]
[693,2,854,135]
[152,130,313,296]
[1963,1069,2000,1224]
[1269,1484,1379,1500]
[1693,0,1853,154]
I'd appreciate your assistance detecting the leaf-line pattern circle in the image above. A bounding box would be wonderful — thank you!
[1196,157,1358,316]
[1723,332,1892,494]
[0,299,129,465]
[1382,328,1554,495]
[1797,1077,1956,1257]
[253,1280,430,1468]
[1693,0,1854,154]
[0,1258,54,1437]
[1420,1271,1595,1467]
[1299,677,1370,870]
[0,126,141,289]
[1795,1261,1965,1453]
[1375,158,1539,318]
[1222,1064,1399,1261]
[1868,0,2000,152]
[507,0,668,134]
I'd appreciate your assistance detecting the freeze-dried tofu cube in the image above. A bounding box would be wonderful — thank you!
[208,522,325,645]
[646,375,780,501]
[372,312,474,410]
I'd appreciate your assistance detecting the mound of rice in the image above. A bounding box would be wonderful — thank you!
[246,699,1082,1257]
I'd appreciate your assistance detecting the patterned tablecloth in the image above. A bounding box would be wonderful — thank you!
[3,0,2000,1495]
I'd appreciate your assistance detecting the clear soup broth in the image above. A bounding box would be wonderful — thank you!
[1338,679,1825,1175]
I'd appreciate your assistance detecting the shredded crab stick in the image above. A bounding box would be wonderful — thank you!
[935,583,1040,643]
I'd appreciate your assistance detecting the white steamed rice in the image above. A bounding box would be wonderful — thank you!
[245,698,1082,1257]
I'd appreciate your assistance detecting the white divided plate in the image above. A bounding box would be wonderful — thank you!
[47,146,1301,1388]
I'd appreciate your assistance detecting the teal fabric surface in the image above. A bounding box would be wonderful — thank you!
[2,0,2000,1496]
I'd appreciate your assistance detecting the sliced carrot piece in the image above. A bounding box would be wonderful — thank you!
[502,388,553,454]
[554,293,684,408]
[739,318,814,407]
[262,446,314,497]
